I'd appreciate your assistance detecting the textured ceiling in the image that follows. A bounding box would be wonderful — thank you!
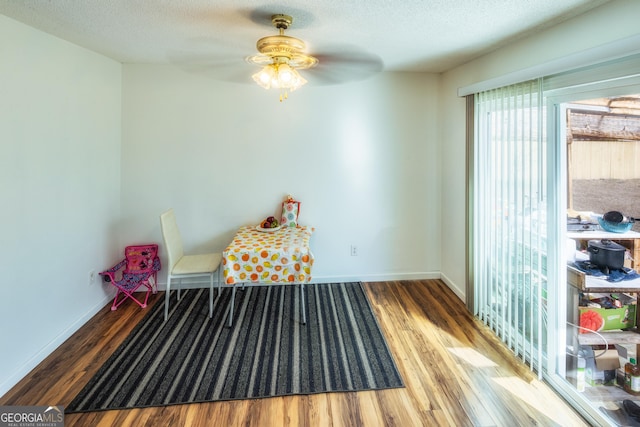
[1,0,611,81]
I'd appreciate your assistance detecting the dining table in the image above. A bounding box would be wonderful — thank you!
[222,225,315,326]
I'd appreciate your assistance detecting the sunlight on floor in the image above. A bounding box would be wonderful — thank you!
[448,347,582,425]
[447,347,498,368]
[492,376,573,425]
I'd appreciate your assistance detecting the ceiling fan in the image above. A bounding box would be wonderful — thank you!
[170,12,383,100]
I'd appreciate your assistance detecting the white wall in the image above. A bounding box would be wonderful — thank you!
[0,16,122,395]
[120,65,442,284]
[439,0,640,299]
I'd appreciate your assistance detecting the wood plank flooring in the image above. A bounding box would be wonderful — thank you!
[0,280,588,426]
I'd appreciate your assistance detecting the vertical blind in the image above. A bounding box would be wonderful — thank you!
[473,79,546,374]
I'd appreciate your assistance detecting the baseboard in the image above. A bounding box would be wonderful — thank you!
[0,294,113,397]
[439,272,465,302]
[319,272,465,304]
[310,272,441,284]
[156,272,443,290]
[156,272,460,297]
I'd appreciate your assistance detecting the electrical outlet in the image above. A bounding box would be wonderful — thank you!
[89,270,96,285]
[350,245,358,256]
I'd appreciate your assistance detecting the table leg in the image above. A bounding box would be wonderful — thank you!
[228,284,236,327]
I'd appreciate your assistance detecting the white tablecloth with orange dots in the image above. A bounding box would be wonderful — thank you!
[222,225,314,285]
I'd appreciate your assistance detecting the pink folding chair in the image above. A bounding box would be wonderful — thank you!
[100,244,161,311]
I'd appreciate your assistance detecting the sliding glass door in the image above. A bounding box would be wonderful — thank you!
[471,53,640,425]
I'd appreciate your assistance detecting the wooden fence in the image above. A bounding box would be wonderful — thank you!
[569,140,640,180]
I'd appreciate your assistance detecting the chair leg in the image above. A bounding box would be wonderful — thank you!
[164,276,172,321]
[141,287,150,308]
[209,272,214,318]
[300,283,306,324]
[150,272,158,294]
[112,286,149,310]
[111,290,121,311]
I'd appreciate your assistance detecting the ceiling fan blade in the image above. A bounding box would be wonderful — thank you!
[305,46,384,86]
[167,37,255,84]
[170,55,253,84]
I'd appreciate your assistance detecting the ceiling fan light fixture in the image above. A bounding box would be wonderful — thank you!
[248,14,316,101]
[252,64,276,89]
[276,63,295,84]
[252,62,308,101]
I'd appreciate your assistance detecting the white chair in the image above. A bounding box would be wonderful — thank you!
[159,208,222,321]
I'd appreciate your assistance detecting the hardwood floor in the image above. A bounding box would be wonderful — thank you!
[0,280,588,426]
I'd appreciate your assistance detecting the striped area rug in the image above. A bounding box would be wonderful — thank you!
[66,282,404,413]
